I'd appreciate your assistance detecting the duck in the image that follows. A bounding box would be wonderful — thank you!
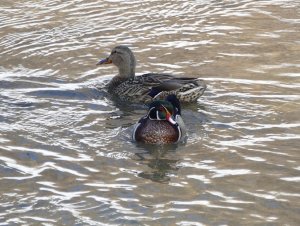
[132,95,186,144]
[96,45,206,103]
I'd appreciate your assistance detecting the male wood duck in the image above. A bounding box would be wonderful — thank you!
[132,95,186,144]
[96,46,206,103]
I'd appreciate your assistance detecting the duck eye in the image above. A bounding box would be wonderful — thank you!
[111,50,117,54]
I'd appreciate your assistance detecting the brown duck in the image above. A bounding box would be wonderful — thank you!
[97,46,206,103]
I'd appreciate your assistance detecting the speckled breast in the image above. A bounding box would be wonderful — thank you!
[134,120,179,144]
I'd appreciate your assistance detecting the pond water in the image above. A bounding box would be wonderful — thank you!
[0,0,300,225]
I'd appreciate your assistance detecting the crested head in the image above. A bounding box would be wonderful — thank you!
[166,94,181,115]
[147,99,178,125]
[97,45,136,78]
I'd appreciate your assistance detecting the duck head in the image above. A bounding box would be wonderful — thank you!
[96,45,136,78]
[148,99,177,125]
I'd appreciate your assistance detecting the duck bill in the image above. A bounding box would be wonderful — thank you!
[96,57,112,65]
[155,105,176,125]
[163,106,176,125]
[166,113,177,125]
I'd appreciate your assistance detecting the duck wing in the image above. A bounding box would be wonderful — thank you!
[137,73,202,87]
[137,73,205,98]
[134,73,174,86]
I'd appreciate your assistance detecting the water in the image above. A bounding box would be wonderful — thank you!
[1,0,300,225]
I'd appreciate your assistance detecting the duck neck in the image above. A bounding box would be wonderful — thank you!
[108,56,136,91]
[108,76,127,90]
[108,68,135,91]
[118,64,135,79]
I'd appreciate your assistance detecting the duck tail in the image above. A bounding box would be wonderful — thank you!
[174,78,206,102]
[195,78,207,89]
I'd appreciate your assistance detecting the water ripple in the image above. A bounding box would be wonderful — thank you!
[0,0,300,225]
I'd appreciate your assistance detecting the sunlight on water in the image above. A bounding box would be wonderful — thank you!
[0,0,300,225]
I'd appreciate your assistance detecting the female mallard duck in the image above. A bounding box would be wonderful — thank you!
[96,45,206,103]
[132,95,186,144]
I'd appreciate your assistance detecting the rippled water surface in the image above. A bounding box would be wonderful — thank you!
[1,0,300,225]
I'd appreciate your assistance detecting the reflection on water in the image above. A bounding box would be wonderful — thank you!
[1,0,300,225]
[135,145,180,183]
